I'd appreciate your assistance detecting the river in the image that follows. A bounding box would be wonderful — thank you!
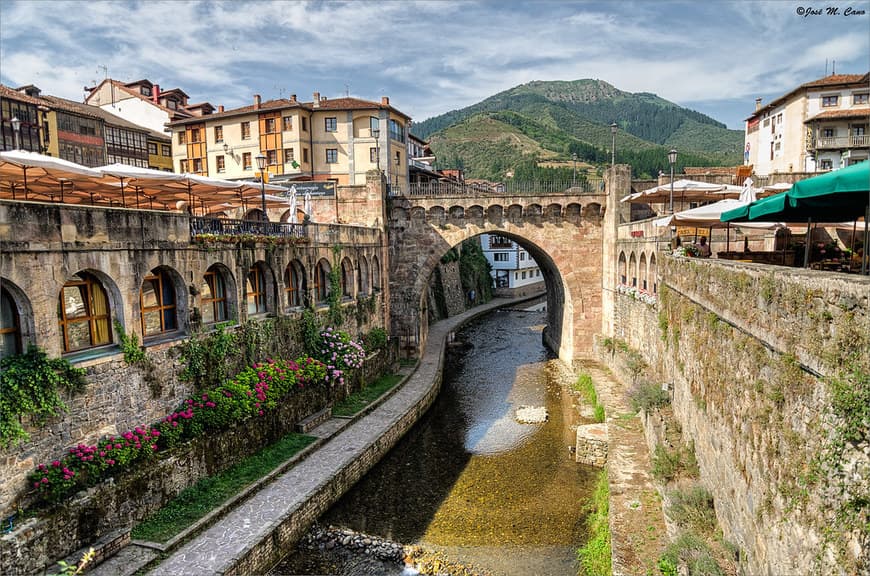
[274,305,598,575]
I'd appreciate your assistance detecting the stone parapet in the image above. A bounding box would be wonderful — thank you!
[575,423,608,467]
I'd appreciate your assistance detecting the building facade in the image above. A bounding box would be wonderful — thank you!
[0,84,49,152]
[745,73,869,175]
[479,233,544,295]
[167,93,411,188]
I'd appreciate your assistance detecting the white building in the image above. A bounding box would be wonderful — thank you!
[479,234,544,296]
[744,73,869,175]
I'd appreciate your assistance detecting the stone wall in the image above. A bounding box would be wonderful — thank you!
[575,423,608,467]
[602,255,869,575]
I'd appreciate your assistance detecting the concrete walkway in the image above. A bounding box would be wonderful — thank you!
[145,296,529,575]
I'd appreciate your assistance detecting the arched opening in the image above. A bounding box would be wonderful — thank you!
[371,255,381,291]
[340,257,354,300]
[285,259,306,308]
[639,253,648,292]
[649,254,658,294]
[201,264,234,325]
[314,258,331,304]
[244,208,267,222]
[618,252,627,285]
[358,256,370,296]
[58,271,113,353]
[1,283,23,359]
[629,252,638,287]
[140,266,183,339]
[247,261,275,315]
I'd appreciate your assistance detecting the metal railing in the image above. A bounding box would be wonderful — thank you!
[813,135,868,149]
[396,178,605,197]
[190,216,307,238]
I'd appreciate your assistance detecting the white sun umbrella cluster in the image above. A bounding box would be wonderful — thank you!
[621,179,746,204]
[0,150,109,203]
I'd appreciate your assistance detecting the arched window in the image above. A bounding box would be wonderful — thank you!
[358,256,369,296]
[649,255,658,294]
[58,272,112,353]
[247,265,267,315]
[639,253,648,292]
[629,253,638,287]
[201,267,229,324]
[285,260,306,308]
[1,286,21,359]
[141,268,178,337]
[371,255,381,291]
[618,252,627,285]
[341,258,354,299]
[314,259,331,304]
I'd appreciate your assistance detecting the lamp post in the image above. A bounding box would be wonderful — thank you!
[610,122,618,167]
[255,153,267,223]
[571,152,577,187]
[668,148,678,214]
[10,116,22,150]
[372,126,380,172]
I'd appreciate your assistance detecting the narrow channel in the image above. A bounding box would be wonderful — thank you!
[274,304,598,575]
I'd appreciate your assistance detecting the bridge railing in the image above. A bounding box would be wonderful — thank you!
[398,179,604,197]
[190,216,307,239]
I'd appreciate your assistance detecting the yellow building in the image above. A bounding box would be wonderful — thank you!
[147,132,173,171]
[167,93,411,188]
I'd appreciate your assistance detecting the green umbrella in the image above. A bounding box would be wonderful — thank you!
[787,160,869,219]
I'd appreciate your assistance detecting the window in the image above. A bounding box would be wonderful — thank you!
[325,117,337,132]
[201,268,228,324]
[246,266,267,315]
[493,253,509,261]
[1,287,21,360]
[853,125,867,136]
[301,117,308,132]
[263,118,275,134]
[267,149,278,165]
[341,259,353,299]
[823,128,835,138]
[243,152,252,170]
[314,259,330,304]
[58,272,112,353]
[161,144,171,156]
[371,256,380,291]
[140,269,177,337]
[285,261,305,308]
[214,125,223,142]
[282,116,293,131]
[822,95,839,107]
[388,119,405,142]
[190,128,201,142]
[520,252,526,261]
[241,121,251,139]
[284,148,295,162]
[178,131,186,144]
[140,86,152,96]
[148,142,158,155]
[370,116,379,134]
[854,93,869,105]
[370,147,378,163]
[180,159,189,172]
[216,155,225,172]
[192,158,202,172]
[358,257,369,295]
[326,148,338,163]
[167,100,177,110]
[302,148,309,163]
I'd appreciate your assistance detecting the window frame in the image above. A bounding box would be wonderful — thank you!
[325,117,338,132]
[246,266,267,315]
[0,286,21,360]
[326,148,338,163]
[140,269,178,338]
[214,125,223,142]
[201,269,228,324]
[241,121,251,140]
[58,273,113,353]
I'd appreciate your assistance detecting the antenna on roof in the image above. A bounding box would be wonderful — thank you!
[345,84,349,97]
[832,60,836,74]
[825,59,828,76]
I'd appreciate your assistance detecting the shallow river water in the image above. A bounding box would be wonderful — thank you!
[274,306,597,575]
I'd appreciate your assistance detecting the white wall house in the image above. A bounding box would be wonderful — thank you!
[745,73,868,175]
[479,233,544,295]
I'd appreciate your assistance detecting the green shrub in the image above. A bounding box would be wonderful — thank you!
[667,485,717,536]
[577,470,611,575]
[658,533,725,576]
[652,442,699,483]
[363,327,388,352]
[630,381,670,412]
[593,404,606,424]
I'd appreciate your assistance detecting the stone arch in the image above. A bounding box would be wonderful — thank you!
[280,208,303,224]
[565,203,582,222]
[313,258,332,305]
[629,252,638,287]
[429,206,446,226]
[284,258,307,309]
[57,268,122,354]
[140,264,188,339]
[340,257,355,300]
[0,277,35,358]
[200,262,238,326]
[466,205,485,222]
[583,202,603,221]
[448,205,465,221]
[546,203,562,220]
[246,260,277,316]
[639,253,648,292]
[486,205,504,225]
[649,254,658,294]
[358,255,370,296]
[506,204,523,223]
[371,255,381,291]
[618,251,627,285]
[391,206,408,224]
[410,206,426,221]
[244,208,267,222]
[526,203,543,226]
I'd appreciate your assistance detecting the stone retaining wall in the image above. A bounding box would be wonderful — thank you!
[575,424,608,467]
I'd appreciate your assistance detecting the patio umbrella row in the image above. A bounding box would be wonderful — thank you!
[0,150,292,216]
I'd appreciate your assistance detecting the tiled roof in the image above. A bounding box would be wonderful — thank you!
[0,84,46,106]
[88,79,195,120]
[805,108,870,121]
[38,95,104,119]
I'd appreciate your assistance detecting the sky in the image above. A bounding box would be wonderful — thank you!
[1,0,868,131]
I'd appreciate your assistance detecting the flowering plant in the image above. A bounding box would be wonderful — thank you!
[314,328,366,387]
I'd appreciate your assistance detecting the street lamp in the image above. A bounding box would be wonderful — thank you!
[372,126,380,172]
[255,153,267,222]
[668,148,678,214]
[571,152,577,187]
[10,116,22,150]
[610,122,618,167]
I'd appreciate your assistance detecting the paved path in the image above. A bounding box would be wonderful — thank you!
[147,296,528,575]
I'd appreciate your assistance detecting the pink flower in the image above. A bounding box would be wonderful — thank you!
[151,445,158,451]
[52,460,60,467]
[115,443,123,449]
[41,477,49,484]
[99,451,106,457]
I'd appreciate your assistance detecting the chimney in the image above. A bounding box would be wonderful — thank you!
[381,96,390,106]
[312,92,320,108]
[290,94,297,102]
[254,94,261,110]
[755,98,762,112]
[153,84,160,103]
[218,105,224,113]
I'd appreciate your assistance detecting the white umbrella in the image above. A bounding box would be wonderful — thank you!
[1,150,105,201]
[653,199,783,230]
[304,191,312,221]
[288,185,298,223]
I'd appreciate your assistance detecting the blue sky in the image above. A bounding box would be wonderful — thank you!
[1,0,868,131]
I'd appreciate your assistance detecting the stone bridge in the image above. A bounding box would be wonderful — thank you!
[387,167,629,361]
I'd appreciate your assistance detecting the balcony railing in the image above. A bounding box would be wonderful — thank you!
[396,178,605,197]
[812,135,868,149]
[190,217,307,239]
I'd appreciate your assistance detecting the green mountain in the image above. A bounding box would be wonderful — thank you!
[414,79,743,180]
